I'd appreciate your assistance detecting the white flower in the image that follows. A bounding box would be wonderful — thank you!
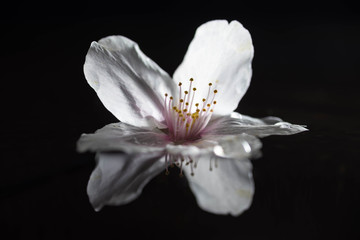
[77,20,307,216]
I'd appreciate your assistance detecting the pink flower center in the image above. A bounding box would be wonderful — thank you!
[164,78,218,143]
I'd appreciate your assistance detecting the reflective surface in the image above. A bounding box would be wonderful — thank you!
[1,3,359,239]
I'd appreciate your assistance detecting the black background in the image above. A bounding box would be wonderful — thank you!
[1,1,359,239]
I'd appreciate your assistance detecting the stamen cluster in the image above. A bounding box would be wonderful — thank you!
[164,78,218,143]
[164,153,219,177]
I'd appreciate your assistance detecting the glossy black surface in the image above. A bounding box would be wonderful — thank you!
[1,3,359,239]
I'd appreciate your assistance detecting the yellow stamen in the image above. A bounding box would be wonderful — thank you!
[163,77,219,142]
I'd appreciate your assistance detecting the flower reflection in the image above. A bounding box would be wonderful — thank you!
[77,20,307,216]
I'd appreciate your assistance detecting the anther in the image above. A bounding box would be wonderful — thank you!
[162,77,218,142]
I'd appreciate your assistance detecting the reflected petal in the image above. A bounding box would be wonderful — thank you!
[183,156,254,216]
[87,152,164,211]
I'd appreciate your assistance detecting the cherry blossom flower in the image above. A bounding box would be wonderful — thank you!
[77,20,307,216]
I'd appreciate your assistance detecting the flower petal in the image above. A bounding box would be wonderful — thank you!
[87,152,164,211]
[173,20,254,115]
[84,36,177,127]
[164,133,261,167]
[184,156,254,216]
[175,134,259,216]
[206,112,308,137]
[77,122,169,154]
[210,134,263,160]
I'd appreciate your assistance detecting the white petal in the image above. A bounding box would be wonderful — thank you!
[77,122,168,154]
[206,112,308,137]
[87,152,164,211]
[84,36,177,127]
[210,134,262,160]
[173,20,254,115]
[184,156,254,216]
[164,132,261,163]
[165,140,215,157]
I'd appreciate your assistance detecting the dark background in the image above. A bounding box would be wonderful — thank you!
[1,1,359,239]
